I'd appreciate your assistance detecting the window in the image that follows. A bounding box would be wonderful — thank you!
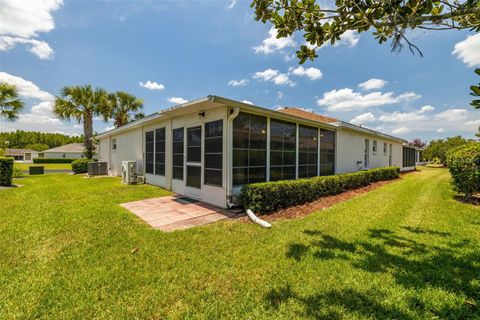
[270,119,296,181]
[403,147,416,167]
[364,139,369,168]
[62,154,66,159]
[155,128,165,176]
[373,140,377,153]
[172,128,184,180]
[204,120,223,187]
[232,112,267,186]
[384,142,387,154]
[187,126,201,162]
[112,138,117,151]
[298,125,318,178]
[320,129,335,175]
[145,131,154,174]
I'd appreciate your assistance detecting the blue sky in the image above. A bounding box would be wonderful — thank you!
[1,0,479,142]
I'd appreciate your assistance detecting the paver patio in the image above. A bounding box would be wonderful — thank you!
[120,195,240,231]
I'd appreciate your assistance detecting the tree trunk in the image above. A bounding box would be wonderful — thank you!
[83,111,94,159]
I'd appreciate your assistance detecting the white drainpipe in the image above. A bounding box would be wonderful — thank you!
[246,209,272,228]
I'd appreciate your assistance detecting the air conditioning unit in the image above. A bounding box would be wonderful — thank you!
[88,162,108,176]
[122,161,137,184]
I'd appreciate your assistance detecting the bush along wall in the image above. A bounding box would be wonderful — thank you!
[0,157,14,186]
[446,143,480,199]
[33,158,76,164]
[241,166,400,215]
[71,159,97,174]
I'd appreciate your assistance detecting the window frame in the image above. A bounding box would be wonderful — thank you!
[204,119,223,187]
[298,124,318,178]
[172,127,184,180]
[269,118,297,181]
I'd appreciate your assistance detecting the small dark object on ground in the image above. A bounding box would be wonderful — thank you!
[29,166,44,175]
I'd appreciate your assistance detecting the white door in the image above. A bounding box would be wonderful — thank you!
[185,126,202,199]
[364,139,370,168]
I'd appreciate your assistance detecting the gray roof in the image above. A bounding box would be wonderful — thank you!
[42,143,85,154]
[5,148,37,155]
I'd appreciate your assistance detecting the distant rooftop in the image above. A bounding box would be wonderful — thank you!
[5,148,37,155]
[43,143,86,153]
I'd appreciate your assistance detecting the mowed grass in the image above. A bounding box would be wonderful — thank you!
[0,167,479,319]
[14,163,72,171]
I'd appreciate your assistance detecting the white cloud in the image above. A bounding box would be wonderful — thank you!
[277,91,284,99]
[391,126,411,134]
[290,66,323,80]
[420,105,435,113]
[0,0,62,59]
[103,126,115,132]
[0,72,54,101]
[228,79,249,87]
[453,33,480,67]
[241,100,253,105]
[337,30,360,47]
[253,27,296,55]
[139,80,165,90]
[168,97,188,104]
[436,128,445,133]
[358,78,387,91]
[0,36,54,59]
[253,68,295,86]
[227,0,237,9]
[350,112,376,125]
[433,108,469,121]
[317,87,420,112]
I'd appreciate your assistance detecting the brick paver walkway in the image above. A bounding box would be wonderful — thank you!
[120,195,239,232]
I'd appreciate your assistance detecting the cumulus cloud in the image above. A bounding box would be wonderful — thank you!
[139,80,165,90]
[358,78,387,90]
[253,68,295,86]
[391,126,411,134]
[290,66,323,80]
[228,79,249,87]
[227,0,237,9]
[0,72,54,101]
[253,27,296,55]
[350,112,376,125]
[453,33,480,67]
[168,97,188,104]
[336,30,360,47]
[317,88,420,112]
[241,100,253,105]
[0,0,63,59]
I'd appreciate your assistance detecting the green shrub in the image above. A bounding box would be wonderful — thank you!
[241,166,400,214]
[12,167,24,179]
[71,159,91,174]
[33,158,76,164]
[0,157,14,186]
[446,143,480,198]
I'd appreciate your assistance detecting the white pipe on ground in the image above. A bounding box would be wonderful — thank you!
[246,209,272,228]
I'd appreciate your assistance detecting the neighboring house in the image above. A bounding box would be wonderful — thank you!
[5,148,39,163]
[41,143,87,159]
[97,95,418,208]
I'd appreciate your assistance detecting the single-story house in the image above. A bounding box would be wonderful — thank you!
[5,148,39,163]
[97,95,418,208]
[41,143,87,159]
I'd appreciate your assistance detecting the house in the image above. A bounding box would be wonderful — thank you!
[41,143,87,159]
[97,95,418,208]
[5,148,39,163]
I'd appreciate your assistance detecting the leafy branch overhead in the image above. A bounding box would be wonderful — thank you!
[471,68,480,109]
[251,0,480,63]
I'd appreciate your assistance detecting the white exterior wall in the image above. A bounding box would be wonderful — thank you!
[336,128,403,174]
[99,127,144,176]
[43,152,83,159]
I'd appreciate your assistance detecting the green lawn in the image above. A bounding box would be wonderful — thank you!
[1,168,479,319]
[14,163,72,171]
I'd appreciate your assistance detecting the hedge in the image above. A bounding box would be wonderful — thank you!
[241,166,400,214]
[0,157,14,186]
[71,159,91,174]
[446,143,480,198]
[33,158,77,164]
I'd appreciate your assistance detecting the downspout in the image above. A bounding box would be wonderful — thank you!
[226,106,240,209]
[246,209,272,228]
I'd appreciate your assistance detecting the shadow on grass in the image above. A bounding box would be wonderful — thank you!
[275,226,479,318]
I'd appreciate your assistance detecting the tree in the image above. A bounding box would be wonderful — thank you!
[471,68,480,109]
[108,91,144,128]
[54,85,110,159]
[0,82,24,121]
[251,0,480,63]
[409,138,426,148]
[423,135,469,164]
[0,130,82,150]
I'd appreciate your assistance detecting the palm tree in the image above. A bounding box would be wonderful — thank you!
[54,85,110,159]
[108,91,144,127]
[0,82,24,121]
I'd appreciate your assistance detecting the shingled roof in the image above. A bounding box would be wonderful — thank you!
[277,107,338,124]
[42,143,86,153]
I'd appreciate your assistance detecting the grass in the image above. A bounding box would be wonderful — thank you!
[14,162,72,170]
[0,167,479,319]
